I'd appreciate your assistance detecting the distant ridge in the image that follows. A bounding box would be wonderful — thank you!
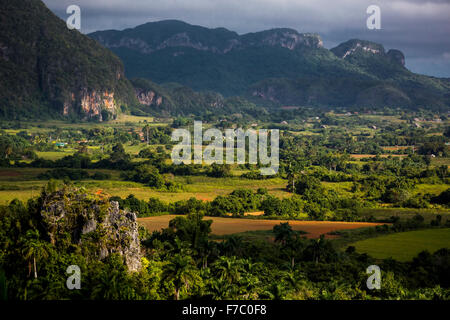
[90,20,450,110]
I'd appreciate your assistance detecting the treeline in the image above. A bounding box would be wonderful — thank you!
[0,134,37,165]
[111,185,449,222]
[37,168,111,181]
[111,189,269,218]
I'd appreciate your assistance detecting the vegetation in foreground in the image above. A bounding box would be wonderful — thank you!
[0,185,449,300]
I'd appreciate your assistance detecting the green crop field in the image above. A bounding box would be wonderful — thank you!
[413,184,449,196]
[36,150,76,160]
[351,228,450,261]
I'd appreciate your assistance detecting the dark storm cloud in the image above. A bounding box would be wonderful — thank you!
[42,0,450,77]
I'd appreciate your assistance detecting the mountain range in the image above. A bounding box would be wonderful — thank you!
[89,20,450,111]
[0,0,449,121]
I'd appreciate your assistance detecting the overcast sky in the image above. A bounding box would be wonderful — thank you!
[43,0,450,77]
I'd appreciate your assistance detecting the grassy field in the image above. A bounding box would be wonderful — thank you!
[1,115,166,134]
[413,183,449,196]
[138,215,385,238]
[0,167,289,203]
[105,176,289,202]
[108,114,154,123]
[36,150,76,160]
[322,181,354,197]
[351,228,450,261]
[381,146,412,151]
[349,154,407,159]
[358,207,450,222]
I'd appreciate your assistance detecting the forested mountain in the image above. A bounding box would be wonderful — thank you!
[90,20,450,110]
[0,0,138,120]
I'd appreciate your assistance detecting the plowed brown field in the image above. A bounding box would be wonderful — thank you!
[138,215,385,239]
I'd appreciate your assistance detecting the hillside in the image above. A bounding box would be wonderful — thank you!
[130,78,264,117]
[90,20,450,110]
[0,0,138,120]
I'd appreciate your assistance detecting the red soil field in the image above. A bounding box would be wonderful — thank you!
[138,215,385,239]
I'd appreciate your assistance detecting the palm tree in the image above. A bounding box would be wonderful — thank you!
[4,146,12,159]
[211,256,246,299]
[214,256,243,284]
[273,223,294,246]
[264,283,285,300]
[286,164,295,193]
[162,254,199,300]
[240,259,261,298]
[197,238,216,269]
[222,235,243,257]
[21,230,49,279]
[312,234,327,264]
[91,270,136,300]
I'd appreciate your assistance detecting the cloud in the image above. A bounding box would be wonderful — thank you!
[42,0,450,77]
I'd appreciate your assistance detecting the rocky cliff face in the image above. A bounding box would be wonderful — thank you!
[331,39,405,67]
[135,88,163,107]
[40,189,142,272]
[62,89,118,120]
[241,29,323,50]
[90,21,324,55]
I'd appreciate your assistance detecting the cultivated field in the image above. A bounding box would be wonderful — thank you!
[351,228,450,261]
[349,154,407,159]
[138,215,385,238]
[0,168,289,204]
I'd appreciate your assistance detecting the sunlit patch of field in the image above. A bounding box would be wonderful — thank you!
[4,117,169,132]
[0,169,289,203]
[123,143,148,155]
[0,189,45,204]
[349,154,407,159]
[414,184,448,196]
[176,176,289,197]
[244,211,265,216]
[111,115,154,123]
[322,181,354,197]
[138,215,385,238]
[36,150,76,160]
[351,228,450,261]
[381,146,412,151]
[3,129,21,135]
[287,130,320,136]
[358,115,406,123]
[103,176,289,202]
